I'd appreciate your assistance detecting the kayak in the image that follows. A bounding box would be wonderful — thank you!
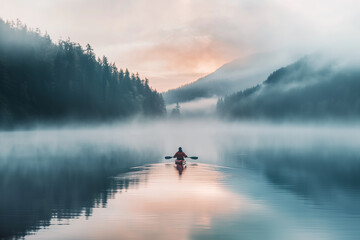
[175,159,186,175]
[175,159,186,166]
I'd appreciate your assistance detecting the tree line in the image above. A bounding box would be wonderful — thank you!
[0,19,166,127]
[217,55,360,121]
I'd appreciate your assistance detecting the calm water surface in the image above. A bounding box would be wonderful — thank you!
[1,121,359,240]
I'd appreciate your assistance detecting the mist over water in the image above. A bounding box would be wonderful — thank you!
[1,120,360,239]
[1,0,360,239]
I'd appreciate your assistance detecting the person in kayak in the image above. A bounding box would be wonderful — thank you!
[173,147,187,165]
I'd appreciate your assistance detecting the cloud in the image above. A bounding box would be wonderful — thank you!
[131,33,230,74]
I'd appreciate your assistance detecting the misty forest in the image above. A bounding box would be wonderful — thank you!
[1,1,360,239]
[217,55,360,120]
[0,19,165,128]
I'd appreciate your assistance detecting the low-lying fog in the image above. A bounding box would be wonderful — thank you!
[166,97,218,117]
[2,119,360,165]
[1,120,360,239]
[0,119,357,150]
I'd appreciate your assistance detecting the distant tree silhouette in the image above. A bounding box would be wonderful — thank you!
[217,55,360,120]
[0,19,166,127]
[171,102,181,118]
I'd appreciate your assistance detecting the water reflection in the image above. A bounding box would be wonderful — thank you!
[175,161,186,176]
[220,135,360,215]
[1,123,360,240]
[0,143,160,240]
[25,163,259,240]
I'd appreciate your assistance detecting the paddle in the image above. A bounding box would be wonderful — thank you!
[164,156,198,160]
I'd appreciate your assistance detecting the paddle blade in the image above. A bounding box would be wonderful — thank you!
[190,156,198,160]
[164,156,172,159]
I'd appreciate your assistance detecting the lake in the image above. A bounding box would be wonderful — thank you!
[1,120,360,240]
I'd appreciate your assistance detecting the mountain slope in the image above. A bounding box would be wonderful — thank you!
[0,19,166,127]
[217,54,360,120]
[163,52,292,104]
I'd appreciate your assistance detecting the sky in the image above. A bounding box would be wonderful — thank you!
[0,0,359,92]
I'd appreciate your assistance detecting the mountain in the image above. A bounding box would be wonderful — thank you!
[217,54,360,120]
[0,19,166,127]
[163,52,292,104]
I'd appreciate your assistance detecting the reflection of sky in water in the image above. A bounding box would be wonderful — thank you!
[25,161,360,240]
[1,121,360,240]
[26,163,261,240]
[203,167,356,240]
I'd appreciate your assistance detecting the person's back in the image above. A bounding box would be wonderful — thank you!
[173,147,187,160]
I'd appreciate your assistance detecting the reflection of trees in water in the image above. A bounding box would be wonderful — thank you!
[0,147,156,240]
[223,146,360,213]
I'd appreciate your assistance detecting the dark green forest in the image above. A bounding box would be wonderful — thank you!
[0,19,166,127]
[217,55,360,120]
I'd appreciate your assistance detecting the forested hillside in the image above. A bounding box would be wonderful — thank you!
[217,55,360,120]
[0,19,165,127]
